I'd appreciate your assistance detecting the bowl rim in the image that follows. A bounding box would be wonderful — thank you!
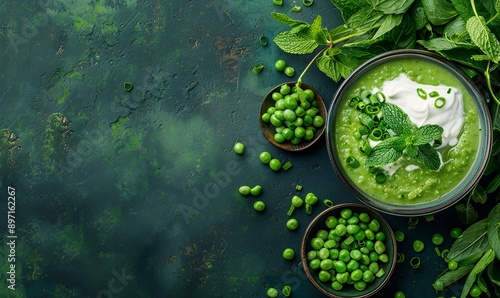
[260,81,327,151]
[325,49,493,216]
[301,202,397,298]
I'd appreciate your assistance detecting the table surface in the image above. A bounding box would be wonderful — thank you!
[0,1,496,298]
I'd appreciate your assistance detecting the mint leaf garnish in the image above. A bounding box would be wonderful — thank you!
[273,29,318,54]
[382,103,416,136]
[366,103,444,170]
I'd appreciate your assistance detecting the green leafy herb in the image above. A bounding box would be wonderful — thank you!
[365,103,443,170]
[461,249,496,298]
[487,203,500,259]
[447,218,489,263]
[433,264,474,291]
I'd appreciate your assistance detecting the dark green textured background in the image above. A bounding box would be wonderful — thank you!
[0,1,494,297]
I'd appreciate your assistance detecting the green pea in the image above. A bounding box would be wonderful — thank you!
[450,227,462,239]
[325,215,338,229]
[394,291,406,298]
[368,219,380,232]
[364,229,375,240]
[239,186,251,195]
[368,262,379,274]
[346,259,359,272]
[318,270,331,282]
[286,218,299,231]
[317,229,329,240]
[313,115,324,127]
[469,284,482,297]
[347,224,360,234]
[259,151,272,164]
[413,240,425,252]
[334,260,347,273]
[304,89,315,101]
[350,269,363,281]
[233,142,245,154]
[395,230,405,242]
[271,92,283,101]
[269,159,282,171]
[261,113,271,123]
[309,258,320,269]
[335,224,347,237]
[331,280,343,290]
[350,249,362,261]
[336,271,349,283]
[379,253,389,263]
[250,185,262,196]
[267,287,278,298]
[318,248,330,260]
[374,240,386,254]
[432,233,444,246]
[338,249,351,263]
[305,192,318,205]
[274,59,286,71]
[320,259,333,270]
[280,84,291,95]
[369,251,379,262]
[311,237,324,250]
[282,248,295,260]
[340,208,352,219]
[448,260,458,270]
[329,248,339,259]
[354,280,367,291]
[284,66,295,77]
[253,201,265,212]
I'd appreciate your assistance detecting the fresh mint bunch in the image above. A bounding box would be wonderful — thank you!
[365,103,443,171]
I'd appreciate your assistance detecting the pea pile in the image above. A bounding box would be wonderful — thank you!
[305,208,390,292]
[261,83,324,145]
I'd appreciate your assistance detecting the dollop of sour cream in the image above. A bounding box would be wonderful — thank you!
[374,74,464,148]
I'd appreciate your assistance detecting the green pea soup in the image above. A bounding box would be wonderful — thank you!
[333,55,485,206]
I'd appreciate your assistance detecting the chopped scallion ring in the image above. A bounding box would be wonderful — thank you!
[259,35,268,46]
[396,252,405,263]
[417,88,427,99]
[302,0,314,6]
[434,97,446,108]
[346,156,360,168]
[429,91,440,97]
[375,172,386,184]
[323,199,334,207]
[410,257,421,269]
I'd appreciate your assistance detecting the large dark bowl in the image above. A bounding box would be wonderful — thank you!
[301,203,397,298]
[260,82,326,151]
[326,49,492,216]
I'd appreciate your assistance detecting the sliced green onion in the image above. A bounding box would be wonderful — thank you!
[353,131,361,139]
[287,206,295,217]
[375,172,386,184]
[408,217,419,226]
[282,285,292,297]
[375,268,385,277]
[376,91,386,103]
[365,105,380,115]
[323,199,334,207]
[447,88,451,94]
[305,204,313,215]
[434,97,446,108]
[417,88,427,99]
[441,249,449,259]
[359,141,372,155]
[356,102,366,111]
[369,128,383,141]
[343,235,355,245]
[349,96,361,107]
[252,64,265,74]
[369,94,380,105]
[302,0,314,6]
[429,91,440,97]
[124,82,133,91]
[292,5,301,12]
[357,240,365,247]
[283,161,293,170]
[360,90,371,99]
[259,35,268,46]
[295,184,302,191]
[346,156,360,168]
[396,252,405,263]
[410,257,421,269]
[435,247,441,256]
[358,113,374,129]
[358,126,369,136]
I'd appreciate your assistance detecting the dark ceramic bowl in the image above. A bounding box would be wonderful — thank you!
[301,203,397,298]
[326,49,492,216]
[260,82,326,151]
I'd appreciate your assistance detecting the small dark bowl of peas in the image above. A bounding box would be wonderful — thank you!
[301,202,397,298]
[260,82,327,151]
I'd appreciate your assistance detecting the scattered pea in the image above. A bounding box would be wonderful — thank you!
[450,227,462,239]
[413,240,425,252]
[267,287,278,297]
[233,142,245,154]
[260,151,272,164]
[431,233,444,246]
[274,59,286,71]
[284,66,295,77]
[448,260,458,271]
[395,230,405,242]
[269,158,282,171]
[394,290,406,298]
[286,218,299,230]
[239,186,251,195]
[253,201,266,212]
[250,185,262,196]
[282,248,295,260]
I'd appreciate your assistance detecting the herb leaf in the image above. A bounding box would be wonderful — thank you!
[448,218,489,263]
[486,174,500,193]
[461,249,496,298]
[455,203,479,225]
[382,103,416,136]
[271,12,308,28]
[433,264,474,291]
[421,0,458,25]
[466,16,500,63]
[311,16,329,45]
[316,48,353,81]
[367,0,415,14]
[487,203,500,260]
[413,124,443,145]
[373,14,404,39]
[273,29,318,54]
[365,137,406,167]
[415,143,441,171]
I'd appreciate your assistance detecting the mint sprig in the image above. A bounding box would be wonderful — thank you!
[365,103,443,171]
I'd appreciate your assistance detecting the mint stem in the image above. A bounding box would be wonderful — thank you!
[297,44,331,88]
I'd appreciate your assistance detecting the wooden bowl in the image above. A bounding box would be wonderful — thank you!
[260,82,327,151]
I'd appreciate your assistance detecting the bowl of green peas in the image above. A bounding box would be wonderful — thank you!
[260,82,327,151]
[301,203,397,298]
